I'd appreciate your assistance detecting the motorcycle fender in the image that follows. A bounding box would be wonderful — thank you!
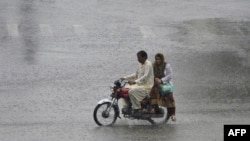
[97,99,112,105]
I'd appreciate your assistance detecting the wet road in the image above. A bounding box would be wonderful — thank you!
[0,0,250,141]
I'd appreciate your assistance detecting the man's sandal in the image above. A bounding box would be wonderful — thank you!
[150,108,156,114]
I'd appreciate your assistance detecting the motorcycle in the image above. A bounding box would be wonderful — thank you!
[93,79,169,126]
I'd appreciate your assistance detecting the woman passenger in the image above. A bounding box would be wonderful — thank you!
[150,53,176,121]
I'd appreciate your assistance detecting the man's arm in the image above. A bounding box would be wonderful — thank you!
[123,73,137,80]
[123,66,138,81]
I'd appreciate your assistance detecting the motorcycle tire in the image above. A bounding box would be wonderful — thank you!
[93,102,117,126]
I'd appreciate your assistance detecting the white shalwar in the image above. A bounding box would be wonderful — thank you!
[123,60,154,109]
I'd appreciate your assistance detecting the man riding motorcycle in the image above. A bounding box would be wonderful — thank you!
[121,50,154,116]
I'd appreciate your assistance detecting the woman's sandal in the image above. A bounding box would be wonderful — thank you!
[171,115,176,122]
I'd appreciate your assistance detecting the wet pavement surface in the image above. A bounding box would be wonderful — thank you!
[0,0,250,141]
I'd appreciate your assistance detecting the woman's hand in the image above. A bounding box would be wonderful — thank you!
[155,78,162,85]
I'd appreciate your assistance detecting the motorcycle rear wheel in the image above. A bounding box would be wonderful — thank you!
[93,102,117,126]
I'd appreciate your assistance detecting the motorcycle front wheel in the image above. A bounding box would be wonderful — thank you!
[93,102,117,126]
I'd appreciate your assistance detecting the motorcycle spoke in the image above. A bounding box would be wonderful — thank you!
[94,102,117,126]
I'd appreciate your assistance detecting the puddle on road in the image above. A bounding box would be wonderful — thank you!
[169,18,250,67]
[166,18,250,122]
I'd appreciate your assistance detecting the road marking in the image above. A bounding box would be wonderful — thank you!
[139,26,155,38]
[7,24,19,37]
[39,24,53,36]
[73,25,87,36]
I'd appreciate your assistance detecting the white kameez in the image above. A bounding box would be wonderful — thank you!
[123,60,154,109]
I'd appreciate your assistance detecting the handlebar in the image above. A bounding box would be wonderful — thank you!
[119,78,128,87]
[113,78,129,88]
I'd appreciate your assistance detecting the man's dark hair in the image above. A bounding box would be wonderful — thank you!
[137,50,148,59]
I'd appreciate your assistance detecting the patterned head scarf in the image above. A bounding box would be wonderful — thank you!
[153,53,167,78]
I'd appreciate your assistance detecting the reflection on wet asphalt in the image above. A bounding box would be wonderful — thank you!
[19,0,39,64]
[0,0,250,141]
